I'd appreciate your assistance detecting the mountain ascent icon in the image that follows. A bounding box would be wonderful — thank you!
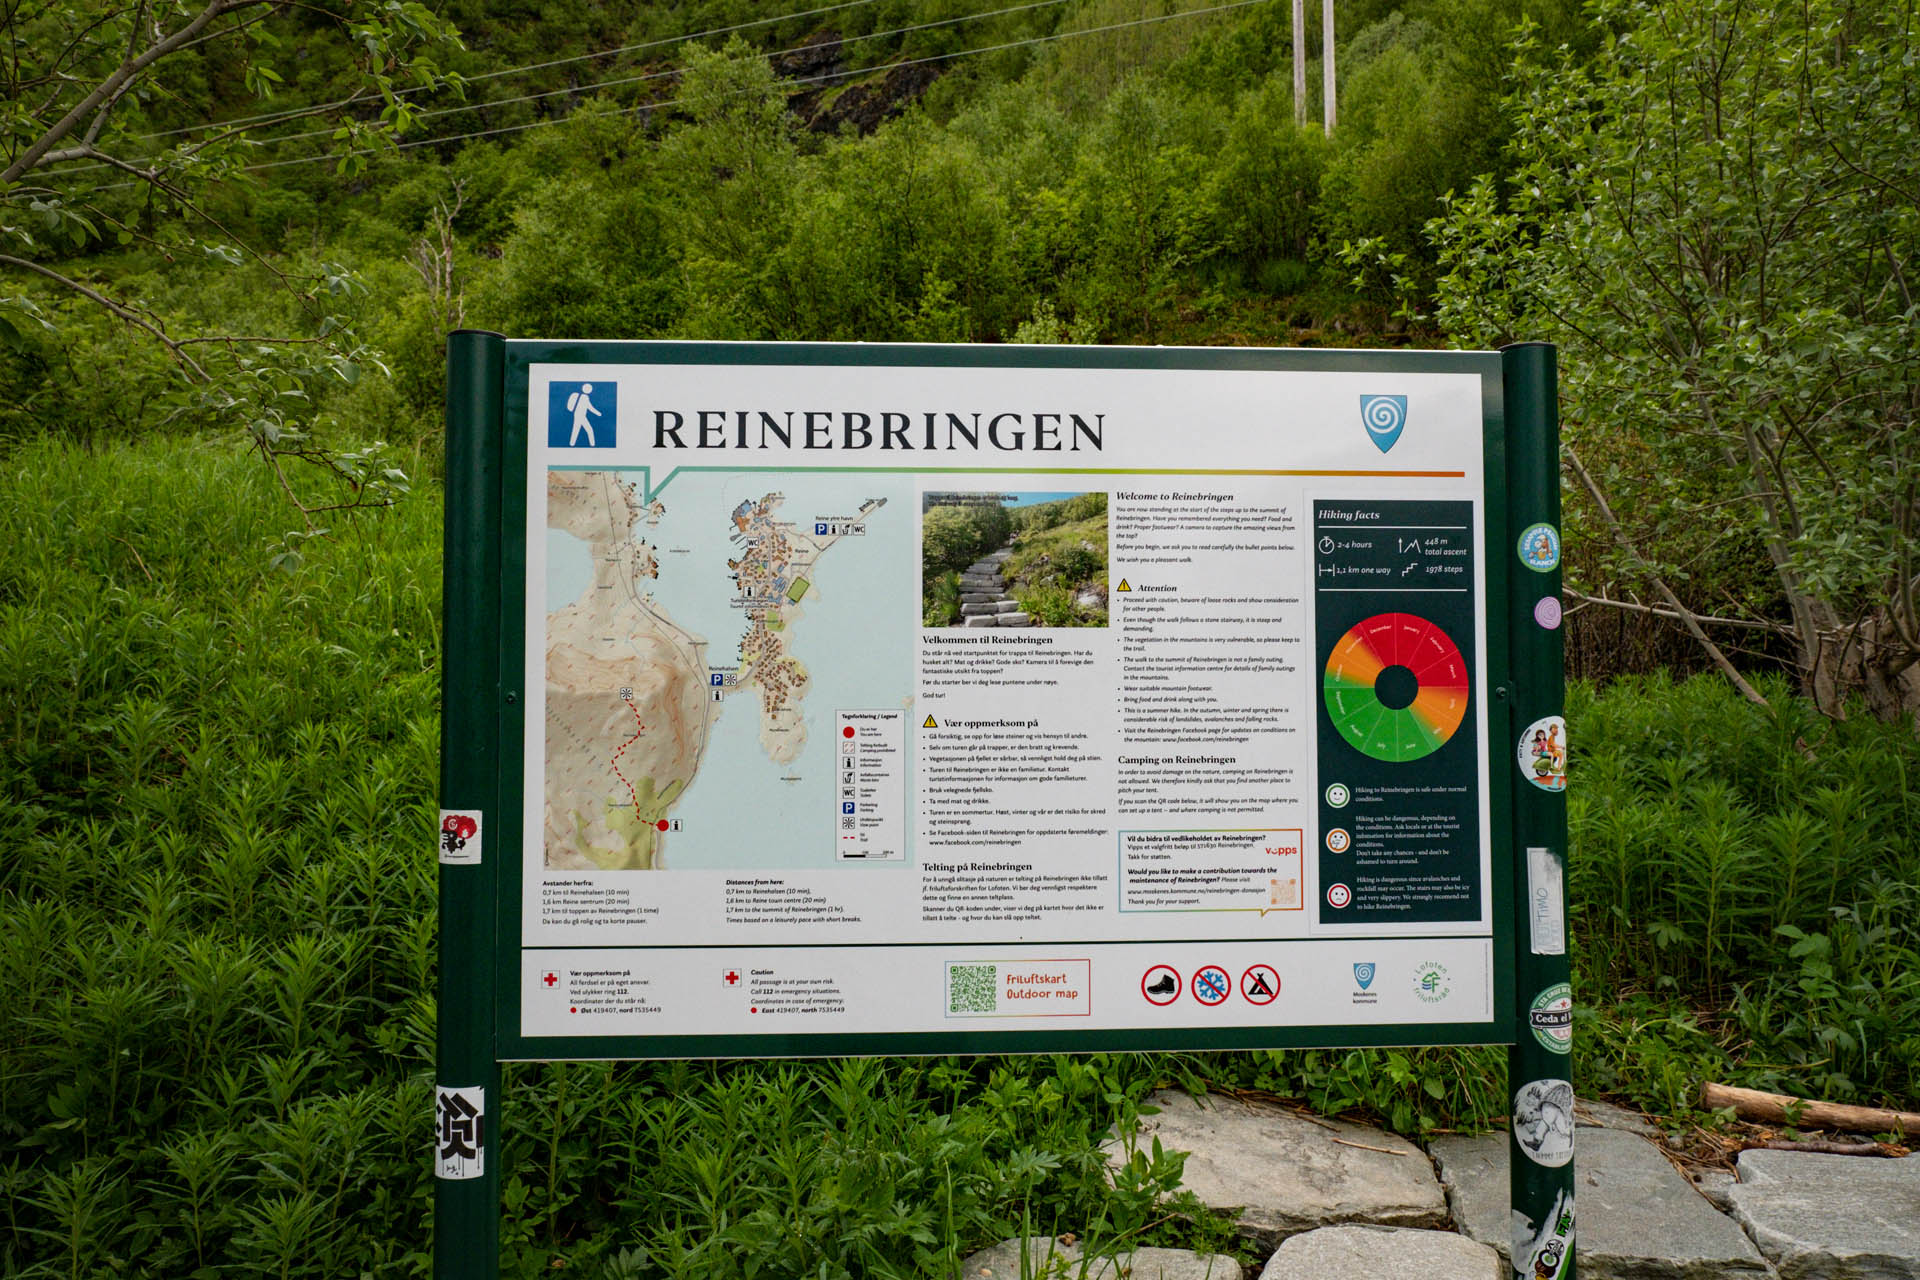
[1360,395,1407,453]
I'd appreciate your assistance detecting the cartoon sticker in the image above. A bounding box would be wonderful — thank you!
[1513,1079,1575,1168]
[1518,716,1568,792]
[1529,982,1573,1054]
[1518,523,1561,573]
[1512,1188,1575,1280]
[439,810,481,865]
[1534,595,1563,630]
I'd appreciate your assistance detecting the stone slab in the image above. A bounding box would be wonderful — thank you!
[997,613,1032,626]
[961,604,999,616]
[1728,1150,1920,1279]
[1256,1225,1499,1280]
[1430,1127,1772,1278]
[993,600,1024,613]
[964,615,998,628]
[1106,1090,1445,1246]
[960,593,996,604]
[1576,1099,1660,1138]
[957,1237,1242,1279]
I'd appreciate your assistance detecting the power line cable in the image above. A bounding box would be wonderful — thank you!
[59,0,1074,177]
[134,0,888,141]
[92,1,1270,188]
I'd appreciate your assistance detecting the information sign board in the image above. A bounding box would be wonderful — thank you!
[436,337,1572,1279]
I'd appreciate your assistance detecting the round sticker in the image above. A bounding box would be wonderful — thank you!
[1529,982,1573,1053]
[1326,882,1352,909]
[1518,715,1568,792]
[1325,827,1351,853]
[1325,782,1351,808]
[1534,595,1563,630]
[1518,523,1561,573]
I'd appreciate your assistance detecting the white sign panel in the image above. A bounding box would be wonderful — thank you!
[515,352,1499,1048]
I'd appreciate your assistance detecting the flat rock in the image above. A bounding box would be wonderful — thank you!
[1256,1225,1499,1280]
[1430,1127,1771,1278]
[1576,1098,1660,1138]
[997,613,1032,626]
[961,603,999,616]
[1727,1150,1920,1279]
[1106,1090,1445,1246]
[993,600,1024,613]
[956,1237,1241,1279]
[959,593,996,604]
[963,615,998,628]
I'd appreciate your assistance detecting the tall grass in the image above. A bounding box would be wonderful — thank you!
[1566,674,1920,1112]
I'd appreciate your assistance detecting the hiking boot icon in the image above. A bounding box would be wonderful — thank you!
[1146,972,1176,996]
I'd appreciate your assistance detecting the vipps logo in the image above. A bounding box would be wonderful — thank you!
[549,381,616,448]
[1412,960,1452,1004]
[1359,394,1407,453]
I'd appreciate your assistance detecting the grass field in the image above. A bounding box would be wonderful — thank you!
[2,438,1914,1276]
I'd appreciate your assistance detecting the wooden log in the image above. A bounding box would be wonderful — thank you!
[1701,1082,1920,1136]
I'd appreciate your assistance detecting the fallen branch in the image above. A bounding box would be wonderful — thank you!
[1752,1139,1905,1157]
[1330,1137,1406,1156]
[1700,1083,1920,1137]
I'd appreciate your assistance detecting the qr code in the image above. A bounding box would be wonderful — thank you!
[947,964,996,1015]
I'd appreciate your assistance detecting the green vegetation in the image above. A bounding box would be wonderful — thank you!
[920,500,1013,623]
[1006,495,1109,626]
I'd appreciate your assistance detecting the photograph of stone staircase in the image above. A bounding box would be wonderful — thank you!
[959,548,1032,628]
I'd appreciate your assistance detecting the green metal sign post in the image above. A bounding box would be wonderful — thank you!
[436,335,1570,1278]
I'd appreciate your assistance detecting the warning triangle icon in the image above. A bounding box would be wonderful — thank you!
[922,715,938,728]
[1116,579,1132,592]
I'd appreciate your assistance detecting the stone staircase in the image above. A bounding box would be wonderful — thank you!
[958,548,1031,628]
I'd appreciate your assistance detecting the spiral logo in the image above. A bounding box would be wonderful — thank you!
[1359,394,1408,453]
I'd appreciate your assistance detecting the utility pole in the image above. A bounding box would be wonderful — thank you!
[1292,0,1307,128]
[1322,0,1336,133]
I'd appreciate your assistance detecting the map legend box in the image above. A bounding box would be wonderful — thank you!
[836,709,905,860]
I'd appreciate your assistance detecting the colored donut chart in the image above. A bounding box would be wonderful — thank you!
[1323,613,1469,762]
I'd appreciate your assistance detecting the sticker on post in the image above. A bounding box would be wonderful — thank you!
[1529,982,1573,1054]
[439,810,481,865]
[1512,1188,1574,1280]
[1517,716,1567,792]
[436,1085,486,1179]
[1513,1079,1574,1168]
[1527,846,1566,955]
[1518,522,1561,572]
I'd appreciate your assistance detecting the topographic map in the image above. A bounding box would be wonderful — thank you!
[543,470,896,870]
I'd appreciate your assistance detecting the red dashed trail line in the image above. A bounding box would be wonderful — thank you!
[610,694,646,813]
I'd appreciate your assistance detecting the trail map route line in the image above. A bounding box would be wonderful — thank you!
[609,693,648,814]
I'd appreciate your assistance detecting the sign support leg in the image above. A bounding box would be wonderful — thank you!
[437,329,507,1280]
[1501,341,1573,1278]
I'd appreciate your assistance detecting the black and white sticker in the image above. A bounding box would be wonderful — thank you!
[1513,1078,1574,1168]
[439,810,482,865]
[435,1085,486,1179]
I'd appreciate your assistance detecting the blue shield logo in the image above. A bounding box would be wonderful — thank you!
[1353,962,1376,991]
[1359,395,1407,453]
[549,381,616,448]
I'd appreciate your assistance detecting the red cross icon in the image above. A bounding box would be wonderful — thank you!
[723,970,740,986]
[542,971,559,988]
